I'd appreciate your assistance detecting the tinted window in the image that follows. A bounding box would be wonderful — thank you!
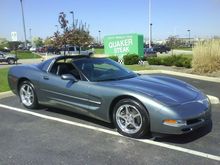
[73,58,137,82]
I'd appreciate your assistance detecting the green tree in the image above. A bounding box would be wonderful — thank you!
[44,37,54,47]
[0,38,9,50]
[67,28,93,54]
[53,12,93,55]
[33,37,43,47]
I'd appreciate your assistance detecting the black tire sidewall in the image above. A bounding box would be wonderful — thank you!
[8,59,14,64]
[19,81,38,109]
[113,98,150,138]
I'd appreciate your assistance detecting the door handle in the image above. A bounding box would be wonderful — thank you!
[43,76,49,80]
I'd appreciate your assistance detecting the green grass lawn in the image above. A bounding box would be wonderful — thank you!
[0,68,10,92]
[174,47,192,51]
[94,48,104,54]
[11,51,41,59]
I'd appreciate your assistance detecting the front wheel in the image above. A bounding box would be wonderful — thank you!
[113,99,150,138]
[19,81,39,109]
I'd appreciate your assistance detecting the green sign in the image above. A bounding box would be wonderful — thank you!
[104,33,144,59]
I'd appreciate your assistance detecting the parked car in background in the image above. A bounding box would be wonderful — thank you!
[29,47,37,52]
[153,45,171,54]
[61,45,94,56]
[144,48,157,57]
[0,51,18,64]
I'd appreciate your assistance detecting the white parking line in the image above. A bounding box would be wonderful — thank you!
[0,103,220,162]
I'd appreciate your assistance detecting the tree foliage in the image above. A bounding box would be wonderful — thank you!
[166,36,182,49]
[33,37,43,47]
[53,12,93,54]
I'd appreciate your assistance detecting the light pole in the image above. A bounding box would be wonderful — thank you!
[98,30,101,44]
[187,29,191,47]
[70,11,75,29]
[148,0,152,48]
[29,28,32,46]
[20,0,27,48]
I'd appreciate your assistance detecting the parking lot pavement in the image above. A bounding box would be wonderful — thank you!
[0,74,220,164]
[0,105,219,165]
[0,96,220,164]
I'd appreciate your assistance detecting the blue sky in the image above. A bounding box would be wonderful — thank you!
[1,0,220,41]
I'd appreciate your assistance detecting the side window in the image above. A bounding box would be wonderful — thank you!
[49,59,81,80]
[76,46,80,51]
[68,47,75,51]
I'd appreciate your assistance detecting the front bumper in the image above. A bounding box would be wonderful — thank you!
[149,99,212,135]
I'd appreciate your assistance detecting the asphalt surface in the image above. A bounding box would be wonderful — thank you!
[0,74,220,164]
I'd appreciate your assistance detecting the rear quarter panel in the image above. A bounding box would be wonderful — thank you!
[8,65,43,96]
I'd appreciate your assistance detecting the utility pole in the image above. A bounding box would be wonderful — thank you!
[70,11,75,29]
[187,29,191,47]
[98,30,101,44]
[148,0,152,48]
[29,28,32,46]
[20,0,27,48]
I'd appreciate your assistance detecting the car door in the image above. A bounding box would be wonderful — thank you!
[39,71,91,115]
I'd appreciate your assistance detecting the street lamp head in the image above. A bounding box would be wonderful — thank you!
[70,11,73,14]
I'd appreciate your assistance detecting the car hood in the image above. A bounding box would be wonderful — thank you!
[100,75,200,106]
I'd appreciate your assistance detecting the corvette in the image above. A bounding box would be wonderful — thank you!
[8,55,212,138]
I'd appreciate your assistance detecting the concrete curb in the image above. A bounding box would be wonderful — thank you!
[135,70,220,83]
[207,95,220,104]
[0,91,14,99]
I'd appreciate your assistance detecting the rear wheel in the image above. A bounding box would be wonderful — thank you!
[19,81,39,109]
[113,99,150,138]
[8,58,15,64]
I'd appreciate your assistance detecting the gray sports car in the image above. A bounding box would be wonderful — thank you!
[8,55,212,138]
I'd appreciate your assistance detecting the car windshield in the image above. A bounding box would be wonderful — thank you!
[73,58,137,82]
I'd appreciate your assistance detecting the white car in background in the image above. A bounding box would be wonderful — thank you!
[29,47,37,52]
[60,46,94,56]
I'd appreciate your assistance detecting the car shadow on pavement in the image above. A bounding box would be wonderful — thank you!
[45,107,115,129]
[154,121,213,144]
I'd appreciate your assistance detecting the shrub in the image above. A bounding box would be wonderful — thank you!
[174,56,191,68]
[123,54,140,65]
[108,56,118,62]
[192,40,220,73]
[147,57,162,65]
[147,55,192,68]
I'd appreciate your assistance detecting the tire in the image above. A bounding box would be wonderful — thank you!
[113,98,150,138]
[19,81,39,109]
[8,58,15,64]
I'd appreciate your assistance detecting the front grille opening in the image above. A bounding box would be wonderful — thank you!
[187,118,202,125]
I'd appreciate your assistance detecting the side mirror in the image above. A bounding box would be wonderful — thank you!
[61,74,78,82]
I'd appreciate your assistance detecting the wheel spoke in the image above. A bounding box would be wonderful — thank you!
[125,106,130,115]
[117,114,126,121]
[130,122,140,130]
[133,113,141,119]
